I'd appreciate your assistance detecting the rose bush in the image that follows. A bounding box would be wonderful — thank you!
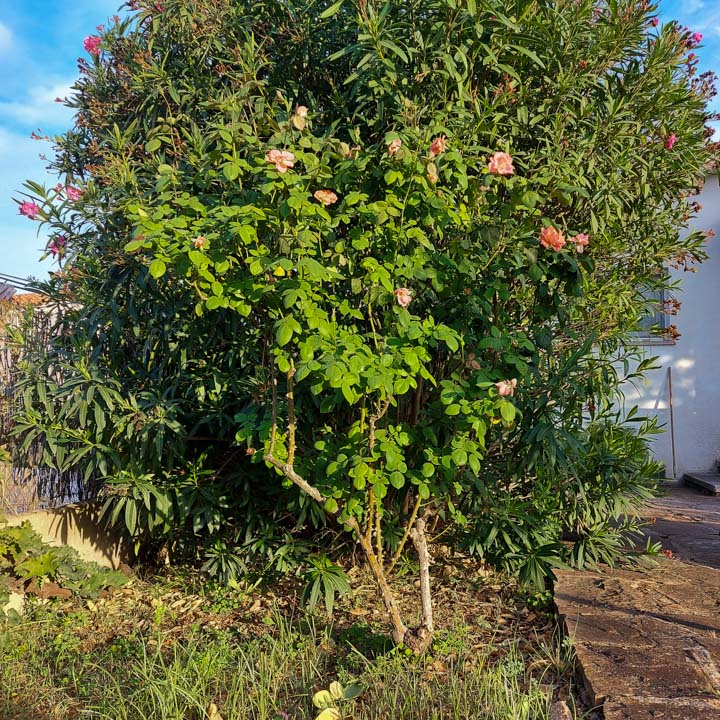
[13,0,716,649]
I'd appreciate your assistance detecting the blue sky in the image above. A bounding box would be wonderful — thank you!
[0,0,718,280]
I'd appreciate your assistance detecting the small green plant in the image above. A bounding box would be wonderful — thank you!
[312,680,363,720]
[302,555,352,618]
[0,519,128,602]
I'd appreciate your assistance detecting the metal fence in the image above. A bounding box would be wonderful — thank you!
[0,292,98,515]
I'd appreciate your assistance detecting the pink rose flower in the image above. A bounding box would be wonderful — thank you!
[19,201,40,219]
[572,233,590,253]
[388,138,402,156]
[83,35,102,56]
[313,189,338,206]
[429,136,447,157]
[665,133,678,150]
[539,226,566,252]
[495,379,517,397]
[487,151,515,176]
[193,236,207,249]
[394,288,413,308]
[65,186,83,201]
[266,149,296,173]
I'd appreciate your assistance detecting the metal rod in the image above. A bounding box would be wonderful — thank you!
[668,366,677,480]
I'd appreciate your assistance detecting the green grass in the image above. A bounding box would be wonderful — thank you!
[0,607,578,720]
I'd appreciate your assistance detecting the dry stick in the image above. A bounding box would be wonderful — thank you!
[408,513,434,653]
[387,493,423,573]
[286,363,296,466]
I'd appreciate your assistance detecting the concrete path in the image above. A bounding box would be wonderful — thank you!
[554,486,720,719]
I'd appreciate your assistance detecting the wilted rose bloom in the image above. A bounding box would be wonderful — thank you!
[388,138,402,155]
[429,136,447,156]
[665,133,678,150]
[313,189,338,206]
[266,148,295,173]
[83,35,102,56]
[19,201,40,218]
[427,162,439,184]
[495,379,517,397]
[539,226,566,252]
[65,186,83,201]
[193,236,207,249]
[291,106,308,130]
[487,151,515,176]
[572,233,590,253]
[465,352,481,370]
[394,287,412,308]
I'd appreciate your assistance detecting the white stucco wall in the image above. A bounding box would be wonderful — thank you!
[621,174,720,480]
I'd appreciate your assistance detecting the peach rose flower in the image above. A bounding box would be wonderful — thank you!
[572,233,589,253]
[495,379,517,397]
[313,189,338,206]
[394,288,413,308]
[429,136,447,156]
[388,138,402,155]
[539,226,566,252]
[193,236,207,249]
[266,149,296,173]
[487,151,515,176]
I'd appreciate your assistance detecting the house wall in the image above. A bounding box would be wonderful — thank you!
[621,174,720,480]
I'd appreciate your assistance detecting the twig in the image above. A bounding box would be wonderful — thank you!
[286,362,296,466]
[388,494,422,573]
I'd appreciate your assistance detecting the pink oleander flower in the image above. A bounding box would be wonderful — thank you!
[65,186,83,201]
[649,17,659,27]
[394,287,413,308]
[572,233,590,253]
[539,226,566,252]
[83,35,102,56]
[388,138,402,156]
[495,379,517,397]
[19,201,40,219]
[429,136,446,157]
[691,32,703,44]
[665,133,678,150]
[266,148,295,173]
[487,151,515,176]
[49,236,66,256]
[313,189,338,206]
[193,236,207,249]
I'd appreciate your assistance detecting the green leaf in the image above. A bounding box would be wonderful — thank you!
[145,137,162,153]
[319,0,343,19]
[148,259,166,278]
[500,402,516,423]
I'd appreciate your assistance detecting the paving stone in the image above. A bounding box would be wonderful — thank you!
[554,486,720,718]
[604,696,720,720]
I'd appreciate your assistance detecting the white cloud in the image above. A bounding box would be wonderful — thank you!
[0,22,13,55]
[0,80,75,130]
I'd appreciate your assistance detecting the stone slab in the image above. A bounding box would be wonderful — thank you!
[555,485,720,719]
[684,473,720,496]
[604,696,720,720]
